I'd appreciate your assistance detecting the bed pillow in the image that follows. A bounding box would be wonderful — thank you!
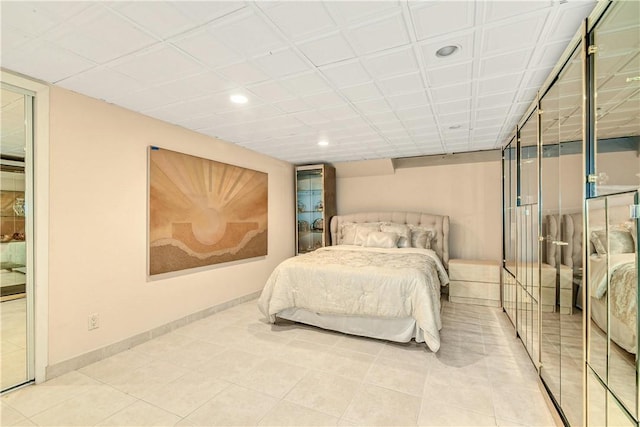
[380,223,411,248]
[339,222,358,245]
[363,231,399,248]
[353,223,382,246]
[408,225,435,249]
[590,229,635,255]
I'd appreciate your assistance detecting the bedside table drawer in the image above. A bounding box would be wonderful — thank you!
[449,259,500,283]
[449,280,500,301]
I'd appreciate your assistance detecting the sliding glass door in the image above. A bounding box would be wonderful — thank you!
[1,84,34,391]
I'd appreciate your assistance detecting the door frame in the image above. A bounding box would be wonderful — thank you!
[1,70,50,384]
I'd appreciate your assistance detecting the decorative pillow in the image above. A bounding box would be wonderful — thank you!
[590,229,635,255]
[353,223,382,246]
[339,222,358,245]
[380,223,411,248]
[364,231,399,248]
[408,225,435,249]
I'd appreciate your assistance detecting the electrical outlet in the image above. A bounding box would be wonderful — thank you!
[88,313,99,330]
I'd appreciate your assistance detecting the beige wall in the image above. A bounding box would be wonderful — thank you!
[336,159,502,261]
[48,87,294,365]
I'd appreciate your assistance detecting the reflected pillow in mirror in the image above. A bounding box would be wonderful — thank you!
[590,229,635,255]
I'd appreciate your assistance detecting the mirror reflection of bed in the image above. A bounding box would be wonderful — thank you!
[587,196,638,418]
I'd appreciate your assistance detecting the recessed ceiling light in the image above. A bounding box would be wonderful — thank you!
[448,124,462,130]
[435,45,460,58]
[230,94,248,104]
[318,140,329,146]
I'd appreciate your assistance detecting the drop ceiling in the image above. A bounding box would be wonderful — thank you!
[1,1,599,164]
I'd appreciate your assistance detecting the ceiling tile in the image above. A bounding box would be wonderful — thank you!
[363,46,419,81]
[427,61,473,87]
[366,112,400,124]
[387,90,428,110]
[431,82,472,103]
[110,45,204,84]
[435,99,472,116]
[480,50,533,78]
[325,1,401,25]
[476,91,517,110]
[482,11,549,55]
[354,98,393,114]
[348,12,410,55]
[439,110,471,125]
[483,1,552,23]
[297,32,356,67]
[476,105,512,121]
[319,104,359,120]
[216,61,270,86]
[171,28,243,69]
[280,72,332,96]
[340,82,383,103]
[45,6,158,64]
[320,60,371,88]
[386,91,430,111]
[291,110,331,126]
[478,73,523,96]
[208,9,285,57]
[411,2,475,41]
[109,2,196,39]
[56,67,141,101]
[395,106,433,121]
[377,72,424,97]
[172,2,248,24]
[0,1,94,37]
[3,40,96,83]
[261,1,336,40]
[247,81,294,103]
[274,98,312,113]
[253,48,310,78]
[301,91,346,109]
[153,72,237,102]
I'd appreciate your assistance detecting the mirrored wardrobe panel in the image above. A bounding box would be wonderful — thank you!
[501,1,639,426]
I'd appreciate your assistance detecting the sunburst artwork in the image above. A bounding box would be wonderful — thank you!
[148,147,268,275]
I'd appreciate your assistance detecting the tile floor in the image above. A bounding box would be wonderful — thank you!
[1,299,557,426]
[1,298,27,390]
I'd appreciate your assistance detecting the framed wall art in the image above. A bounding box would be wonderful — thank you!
[148,147,268,275]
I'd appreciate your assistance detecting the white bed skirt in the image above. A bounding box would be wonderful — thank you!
[276,308,425,343]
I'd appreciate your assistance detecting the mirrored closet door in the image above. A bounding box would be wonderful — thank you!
[1,84,34,391]
[586,1,640,424]
[538,40,585,427]
[501,2,639,425]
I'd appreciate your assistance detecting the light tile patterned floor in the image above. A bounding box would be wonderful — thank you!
[1,299,556,426]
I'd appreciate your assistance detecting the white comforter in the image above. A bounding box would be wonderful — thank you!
[258,245,449,352]
[589,253,638,353]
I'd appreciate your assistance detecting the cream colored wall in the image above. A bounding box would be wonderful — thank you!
[336,160,502,261]
[48,87,294,365]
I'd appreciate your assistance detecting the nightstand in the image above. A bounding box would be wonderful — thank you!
[448,259,501,307]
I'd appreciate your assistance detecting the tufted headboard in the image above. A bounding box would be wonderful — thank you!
[544,214,561,267]
[562,212,584,270]
[329,211,450,268]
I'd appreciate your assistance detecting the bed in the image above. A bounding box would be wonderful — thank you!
[258,211,450,352]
